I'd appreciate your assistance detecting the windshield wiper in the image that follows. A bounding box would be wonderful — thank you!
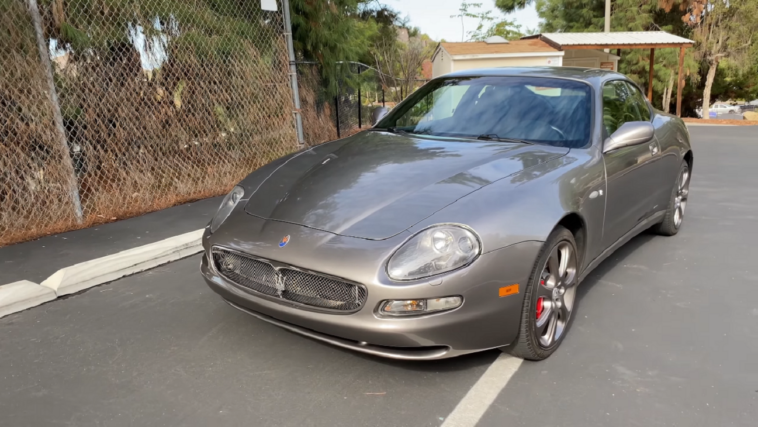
[371,127,430,136]
[476,134,533,145]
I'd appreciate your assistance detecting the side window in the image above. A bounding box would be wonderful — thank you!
[602,81,641,135]
[625,82,651,121]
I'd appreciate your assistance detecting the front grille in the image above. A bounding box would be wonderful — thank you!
[212,248,367,312]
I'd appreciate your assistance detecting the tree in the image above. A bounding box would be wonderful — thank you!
[451,2,486,42]
[289,0,372,94]
[452,1,529,42]
[469,17,528,41]
[669,0,758,118]
[372,28,433,103]
[496,0,538,13]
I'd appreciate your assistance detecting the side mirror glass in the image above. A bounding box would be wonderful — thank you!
[603,121,655,153]
[371,107,390,126]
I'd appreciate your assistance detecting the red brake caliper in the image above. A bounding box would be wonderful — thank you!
[536,278,546,319]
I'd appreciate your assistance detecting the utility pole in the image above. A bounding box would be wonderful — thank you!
[604,0,611,53]
[604,0,611,33]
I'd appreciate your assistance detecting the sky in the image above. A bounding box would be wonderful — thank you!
[381,0,541,42]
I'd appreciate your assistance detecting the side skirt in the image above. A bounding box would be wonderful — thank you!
[578,210,665,283]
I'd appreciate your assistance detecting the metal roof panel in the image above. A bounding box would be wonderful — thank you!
[539,31,694,47]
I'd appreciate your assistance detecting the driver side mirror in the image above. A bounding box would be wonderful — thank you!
[603,121,655,153]
[371,107,390,126]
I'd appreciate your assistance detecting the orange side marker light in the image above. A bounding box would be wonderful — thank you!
[499,284,519,298]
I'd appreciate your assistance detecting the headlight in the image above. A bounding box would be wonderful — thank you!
[210,186,244,232]
[387,225,480,281]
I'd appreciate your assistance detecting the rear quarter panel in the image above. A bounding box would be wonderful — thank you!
[652,110,692,203]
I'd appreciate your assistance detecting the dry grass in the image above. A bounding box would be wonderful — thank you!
[1,0,82,246]
[298,66,338,145]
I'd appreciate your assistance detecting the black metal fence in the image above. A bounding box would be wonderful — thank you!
[296,61,429,145]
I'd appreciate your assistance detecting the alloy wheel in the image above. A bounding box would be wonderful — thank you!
[674,164,690,229]
[534,241,577,348]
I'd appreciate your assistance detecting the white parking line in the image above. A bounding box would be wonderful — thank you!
[442,354,523,427]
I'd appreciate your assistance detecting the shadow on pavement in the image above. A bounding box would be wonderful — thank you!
[576,231,656,303]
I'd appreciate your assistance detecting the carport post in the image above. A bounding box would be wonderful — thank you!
[648,48,655,101]
[676,46,686,117]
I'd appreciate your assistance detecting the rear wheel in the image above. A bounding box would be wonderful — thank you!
[506,226,578,361]
[654,161,690,236]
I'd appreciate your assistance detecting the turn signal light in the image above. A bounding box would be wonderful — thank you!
[379,296,462,316]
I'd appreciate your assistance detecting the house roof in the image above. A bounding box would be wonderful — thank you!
[523,31,695,50]
[435,38,558,59]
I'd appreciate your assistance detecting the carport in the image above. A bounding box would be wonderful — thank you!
[523,32,695,117]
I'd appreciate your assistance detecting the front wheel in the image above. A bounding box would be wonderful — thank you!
[506,226,578,361]
[654,161,690,236]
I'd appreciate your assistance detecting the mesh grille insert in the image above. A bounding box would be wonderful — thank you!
[212,248,366,312]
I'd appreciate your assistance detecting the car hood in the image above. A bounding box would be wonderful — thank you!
[244,131,568,240]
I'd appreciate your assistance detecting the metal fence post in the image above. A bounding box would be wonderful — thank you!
[358,86,362,128]
[334,95,341,139]
[27,0,83,223]
[282,0,305,145]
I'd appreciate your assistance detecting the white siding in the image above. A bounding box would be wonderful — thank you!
[432,48,454,78]
[449,56,563,72]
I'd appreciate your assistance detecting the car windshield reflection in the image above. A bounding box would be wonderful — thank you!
[376,76,593,148]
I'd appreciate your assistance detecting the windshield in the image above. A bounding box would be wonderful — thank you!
[376,76,592,148]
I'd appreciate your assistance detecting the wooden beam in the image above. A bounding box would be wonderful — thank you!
[561,43,694,50]
[648,48,655,101]
[676,46,685,117]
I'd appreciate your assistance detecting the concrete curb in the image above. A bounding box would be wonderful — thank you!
[40,229,204,297]
[1,229,204,318]
[0,280,57,318]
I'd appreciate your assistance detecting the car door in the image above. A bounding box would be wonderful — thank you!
[623,81,673,211]
[601,80,660,249]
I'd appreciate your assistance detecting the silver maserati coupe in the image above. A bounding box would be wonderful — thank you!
[200,67,692,361]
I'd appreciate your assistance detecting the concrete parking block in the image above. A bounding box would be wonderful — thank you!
[0,280,56,318]
[41,229,204,296]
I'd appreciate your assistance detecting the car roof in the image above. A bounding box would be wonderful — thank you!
[442,66,628,89]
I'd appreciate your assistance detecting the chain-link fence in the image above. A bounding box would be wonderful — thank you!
[1,0,301,246]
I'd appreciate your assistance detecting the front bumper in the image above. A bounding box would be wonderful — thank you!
[200,226,542,360]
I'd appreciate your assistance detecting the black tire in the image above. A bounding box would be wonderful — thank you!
[506,226,578,361]
[653,160,690,236]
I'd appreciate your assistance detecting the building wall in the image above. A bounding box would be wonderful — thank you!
[563,50,619,71]
[432,48,454,77]
[435,56,563,77]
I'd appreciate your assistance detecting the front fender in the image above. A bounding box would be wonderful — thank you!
[406,148,606,261]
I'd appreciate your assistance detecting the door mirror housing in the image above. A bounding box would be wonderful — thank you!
[603,121,655,153]
[371,107,390,126]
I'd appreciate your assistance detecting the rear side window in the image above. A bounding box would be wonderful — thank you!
[602,81,643,136]
[625,82,651,121]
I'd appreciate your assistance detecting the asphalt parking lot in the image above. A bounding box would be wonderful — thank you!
[2,126,757,427]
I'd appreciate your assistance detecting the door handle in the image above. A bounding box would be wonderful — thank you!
[649,142,659,156]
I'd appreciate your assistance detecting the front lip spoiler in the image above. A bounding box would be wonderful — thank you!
[225,300,452,360]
